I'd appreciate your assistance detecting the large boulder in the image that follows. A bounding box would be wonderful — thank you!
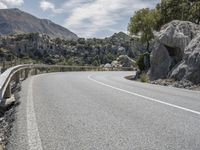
[149,42,171,80]
[116,55,135,68]
[157,20,200,51]
[117,46,126,55]
[170,34,200,84]
[149,20,200,81]
[104,63,112,68]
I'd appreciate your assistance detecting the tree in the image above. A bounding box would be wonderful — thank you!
[159,0,200,25]
[136,53,150,71]
[189,0,200,24]
[128,8,159,52]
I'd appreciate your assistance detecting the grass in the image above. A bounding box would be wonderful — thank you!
[139,73,149,83]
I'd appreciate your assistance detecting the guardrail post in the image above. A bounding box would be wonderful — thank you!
[46,68,49,73]
[60,67,63,72]
[20,70,24,79]
[15,72,20,84]
[34,68,38,75]
[25,69,29,79]
[4,82,11,99]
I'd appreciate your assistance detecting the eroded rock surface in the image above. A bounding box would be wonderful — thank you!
[110,55,136,68]
[149,20,200,84]
[171,34,200,84]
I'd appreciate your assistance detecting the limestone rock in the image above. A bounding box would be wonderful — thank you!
[117,55,135,68]
[171,34,200,84]
[111,61,120,68]
[117,46,126,55]
[158,20,200,51]
[104,63,112,68]
[149,20,200,82]
[149,42,171,80]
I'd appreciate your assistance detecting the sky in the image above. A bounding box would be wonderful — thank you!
[0,0,160,38]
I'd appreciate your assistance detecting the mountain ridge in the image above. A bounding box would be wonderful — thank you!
[0,8,78,40]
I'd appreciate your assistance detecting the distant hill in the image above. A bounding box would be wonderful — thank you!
[109,32,131,41]
[0,8,78,40]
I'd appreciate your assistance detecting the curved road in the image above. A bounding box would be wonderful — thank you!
[8,72,200,150]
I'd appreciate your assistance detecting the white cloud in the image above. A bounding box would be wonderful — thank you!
[62,0,94,11]
[40,0,63,14]
[0,0,24,8]
[64,0,158,37]
[4,0,23,5]
[39,0,159,37]
[0,2,7,8]
[40,1,54,11]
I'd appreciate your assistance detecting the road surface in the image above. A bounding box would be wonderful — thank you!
[8,72,200,150]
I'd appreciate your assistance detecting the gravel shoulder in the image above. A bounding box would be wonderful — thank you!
[125,75,200,91]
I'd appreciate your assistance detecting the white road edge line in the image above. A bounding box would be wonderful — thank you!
[88,75,200,115]
[27,77,43,150]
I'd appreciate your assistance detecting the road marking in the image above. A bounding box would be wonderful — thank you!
[27,77,43,150]
[88,75,200,115]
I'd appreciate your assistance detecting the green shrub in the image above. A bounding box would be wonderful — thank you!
[139,73,149,82]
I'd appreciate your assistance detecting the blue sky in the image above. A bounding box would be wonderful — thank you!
[0,0,160,38]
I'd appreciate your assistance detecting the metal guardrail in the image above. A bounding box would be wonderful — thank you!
[0,64,33,101]
[0,59,29,73]
[0,64,135,102]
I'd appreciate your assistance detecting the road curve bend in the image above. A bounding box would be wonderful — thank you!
[8,72,200,150]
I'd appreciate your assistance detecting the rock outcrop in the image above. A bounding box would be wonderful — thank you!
[117,55,136,68]
[111,55,136,68]
[170,34,200,84]
[104,63,112,68]
[0,32,144,65]
[149,20,200,83]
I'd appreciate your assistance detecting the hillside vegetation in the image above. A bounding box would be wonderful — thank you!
[0,32,145,66]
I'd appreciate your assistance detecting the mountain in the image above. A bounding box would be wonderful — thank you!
[109,32,131,41]
[0,8,78,40]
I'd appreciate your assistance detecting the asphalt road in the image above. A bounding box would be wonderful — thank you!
[8,72,200,150]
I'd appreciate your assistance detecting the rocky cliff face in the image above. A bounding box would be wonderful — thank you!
[0,32,145,65]
[149,20,200,84]
[0,8,78,40]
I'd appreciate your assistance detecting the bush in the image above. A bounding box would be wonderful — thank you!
[44,57,56,65]
[139,73,149,82]
[92,60,100,66]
